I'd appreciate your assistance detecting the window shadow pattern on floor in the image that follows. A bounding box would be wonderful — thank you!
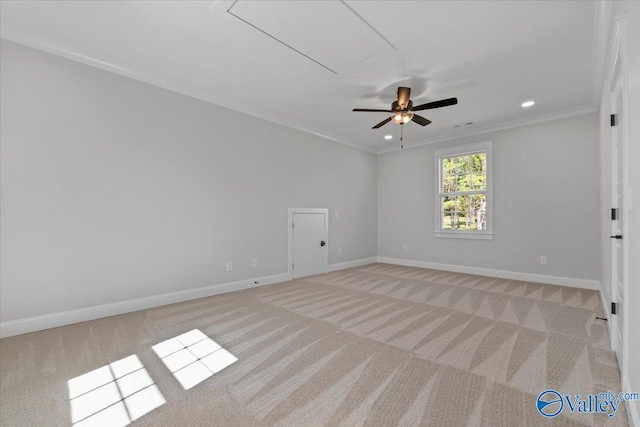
[68,354,165,426]
[152,329,237,390]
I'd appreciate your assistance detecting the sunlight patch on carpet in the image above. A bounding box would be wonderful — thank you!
[68,355,165,426]
[152,329,237,390]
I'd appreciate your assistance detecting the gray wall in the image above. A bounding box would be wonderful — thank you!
[377,113,601,281]
[0,40,377,322]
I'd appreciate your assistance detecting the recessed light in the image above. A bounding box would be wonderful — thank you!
[384,135,393,140]
[521,100,535,107]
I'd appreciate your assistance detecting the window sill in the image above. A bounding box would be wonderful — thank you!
[435,231,494,240]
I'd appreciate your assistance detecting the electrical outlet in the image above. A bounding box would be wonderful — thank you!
[338,248,342,255]
[252,259,257,267]
[335,211,339,218]
[539,256,547,265]
[403,245,408,253]
[226,261,233,271]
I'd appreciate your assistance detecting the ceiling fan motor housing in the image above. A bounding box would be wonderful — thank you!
[391,100,413,111]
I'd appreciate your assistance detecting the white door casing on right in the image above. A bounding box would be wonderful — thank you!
[290,210,328,279]
[609,27,628,374]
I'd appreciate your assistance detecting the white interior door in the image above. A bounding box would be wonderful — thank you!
[610,51,626,369]
[292,212,327,279]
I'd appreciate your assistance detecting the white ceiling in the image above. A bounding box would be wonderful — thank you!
[0,1,604,152]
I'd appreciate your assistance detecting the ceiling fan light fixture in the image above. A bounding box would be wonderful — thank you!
[392,111,413,124]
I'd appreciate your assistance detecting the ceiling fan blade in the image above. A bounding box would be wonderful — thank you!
[353,108,394,112]
[411,97,458,111]
[372,117,392,129]
[411,114,432,126]
[397,87,411,109]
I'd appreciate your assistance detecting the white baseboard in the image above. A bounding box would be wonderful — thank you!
[0,257,601,338]
[624,376,640,427]
[377,257,601,290]
[0,272,290,339]
[599,284,613,349]
[328,257,377,272]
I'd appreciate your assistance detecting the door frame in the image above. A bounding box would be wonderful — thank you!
[288,208,329,279]
[607,16,629,382]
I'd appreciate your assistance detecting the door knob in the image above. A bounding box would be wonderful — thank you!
[610,235,623,239]
[320,241,326,246]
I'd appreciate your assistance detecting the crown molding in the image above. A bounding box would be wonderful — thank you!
[376,104,597,154]
[1,34,377,154]
[1,29,601,157]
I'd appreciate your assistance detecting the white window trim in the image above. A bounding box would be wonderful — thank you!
[434,140,493,240]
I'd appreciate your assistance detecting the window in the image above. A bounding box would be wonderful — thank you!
[434,141,493,239]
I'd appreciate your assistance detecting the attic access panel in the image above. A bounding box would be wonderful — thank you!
[227,0,395,74]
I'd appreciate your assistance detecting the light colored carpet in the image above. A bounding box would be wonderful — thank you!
[0,263,626,426]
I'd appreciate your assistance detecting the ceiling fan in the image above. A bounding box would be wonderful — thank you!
[352,87,458,147]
